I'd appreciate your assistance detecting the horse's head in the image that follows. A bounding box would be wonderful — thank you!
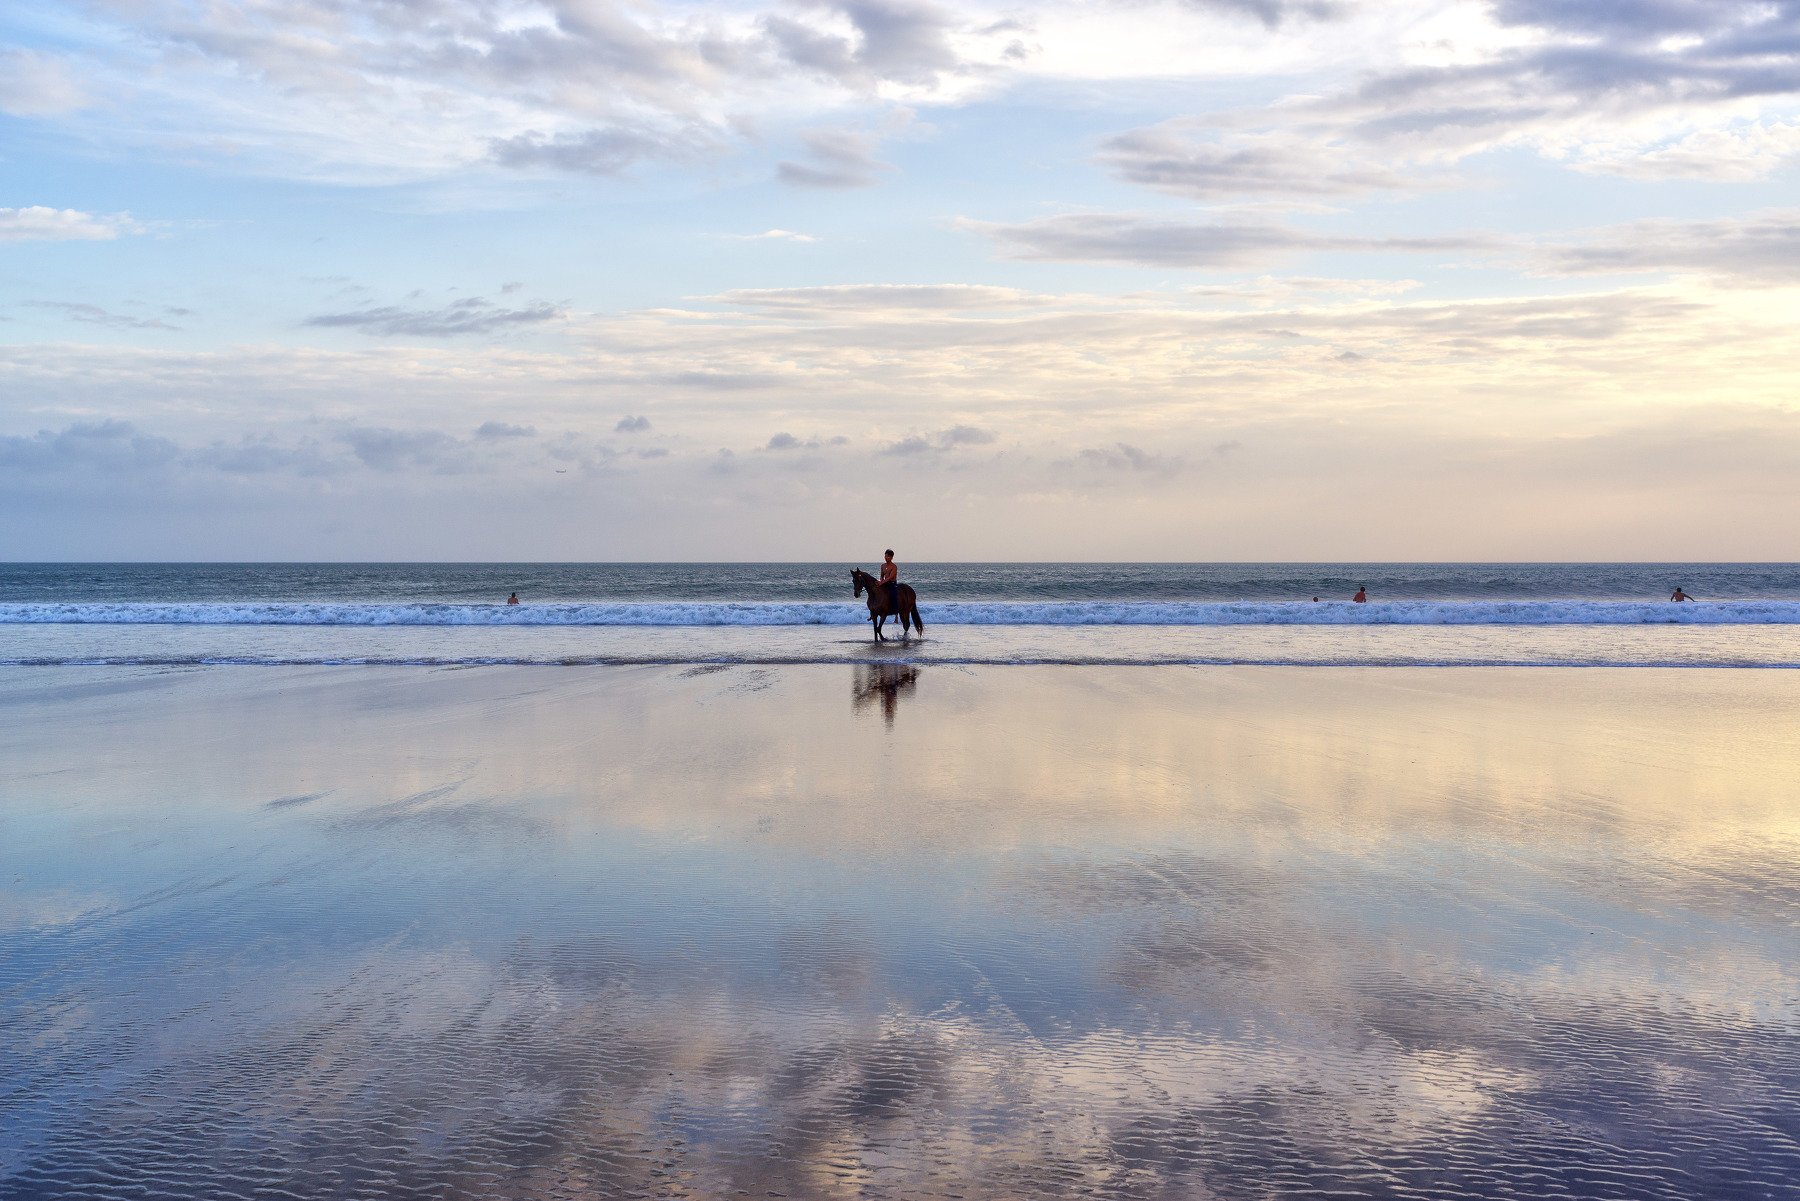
[851,568,866,597]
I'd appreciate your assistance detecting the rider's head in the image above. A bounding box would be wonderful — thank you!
[884,549,894,560]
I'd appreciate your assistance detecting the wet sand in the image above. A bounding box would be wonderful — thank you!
[3,664,1798,1199]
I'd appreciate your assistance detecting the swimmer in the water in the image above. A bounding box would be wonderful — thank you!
[1670,587,1693,602]
[1352,586,1367,603]
[506,592,520,605]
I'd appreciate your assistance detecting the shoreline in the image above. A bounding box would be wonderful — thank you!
[8,618,1800,669]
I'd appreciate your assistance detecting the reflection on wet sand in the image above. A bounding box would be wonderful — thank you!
[2,664,1799,1199]
[852,663,920,726]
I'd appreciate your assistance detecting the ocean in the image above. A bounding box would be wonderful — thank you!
[4,562,1799,667]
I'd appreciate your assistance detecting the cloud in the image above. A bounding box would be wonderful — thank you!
[1538,209,1800,285]
[1574,121,1800,181]
[544,432,628,473]
[99,3,753,182]
[341,427,471,472]
[1312,2,1800,177]
[20,0,1009,186]
[1184,276,1423,302]
[1074,0,1800,209]
[715,284,1040,313]
[0,207,140,243]
[763,0,964,90]
[4,276,1800,559]
[0,416,528,483]
[1178,0,1347,28]
[881,425,996,454]
[778,128,889,189]
[475,421,536,439]
[1098,123,1418,199]
[939,424,996,445]
[0,50,88,116]
[761,431,847,451]
[0,420,180,472]
[727,229,820,242]
[616,415,652,433]
[24,302,180,331]
[1074,441,1183,474]
[305,297,563,338]
[1490,0,1743,41]
[19,0,1799,197]
[489,127,714,175]
[964,212,1491,269]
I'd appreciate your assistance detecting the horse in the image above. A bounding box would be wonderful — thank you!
[851,568,925,641]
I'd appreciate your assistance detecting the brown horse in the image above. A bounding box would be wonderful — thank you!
[851,568,924,641]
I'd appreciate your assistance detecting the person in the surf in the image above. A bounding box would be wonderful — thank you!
[1670,587,1694,602]
[506,592,520,605]
[879,550,900,612]
[1352,586,1367,603]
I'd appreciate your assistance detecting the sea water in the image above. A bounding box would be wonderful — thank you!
[3,562,1799,667]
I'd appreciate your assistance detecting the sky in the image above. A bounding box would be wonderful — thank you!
[2,0,1799,561]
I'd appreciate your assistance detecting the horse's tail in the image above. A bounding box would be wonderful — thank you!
[909,602,924,633]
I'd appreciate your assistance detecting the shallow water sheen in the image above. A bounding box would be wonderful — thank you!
[2,665,1798,1200]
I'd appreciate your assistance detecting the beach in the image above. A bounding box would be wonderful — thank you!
[5,662,1798,1199]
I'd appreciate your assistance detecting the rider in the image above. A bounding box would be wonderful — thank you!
[880,549,899,611]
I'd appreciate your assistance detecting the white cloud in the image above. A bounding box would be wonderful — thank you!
[16,0,1018,185]
[0,49,88,116]
[728,229,820,242]
[1085,1,1800,203]
[0,207,141,243]
[1574,121,1800,181]
[16,0,1795,195]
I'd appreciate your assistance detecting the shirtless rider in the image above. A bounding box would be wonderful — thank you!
[880,550,900,612]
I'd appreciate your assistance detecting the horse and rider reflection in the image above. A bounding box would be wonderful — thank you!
[852,664,920,727]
